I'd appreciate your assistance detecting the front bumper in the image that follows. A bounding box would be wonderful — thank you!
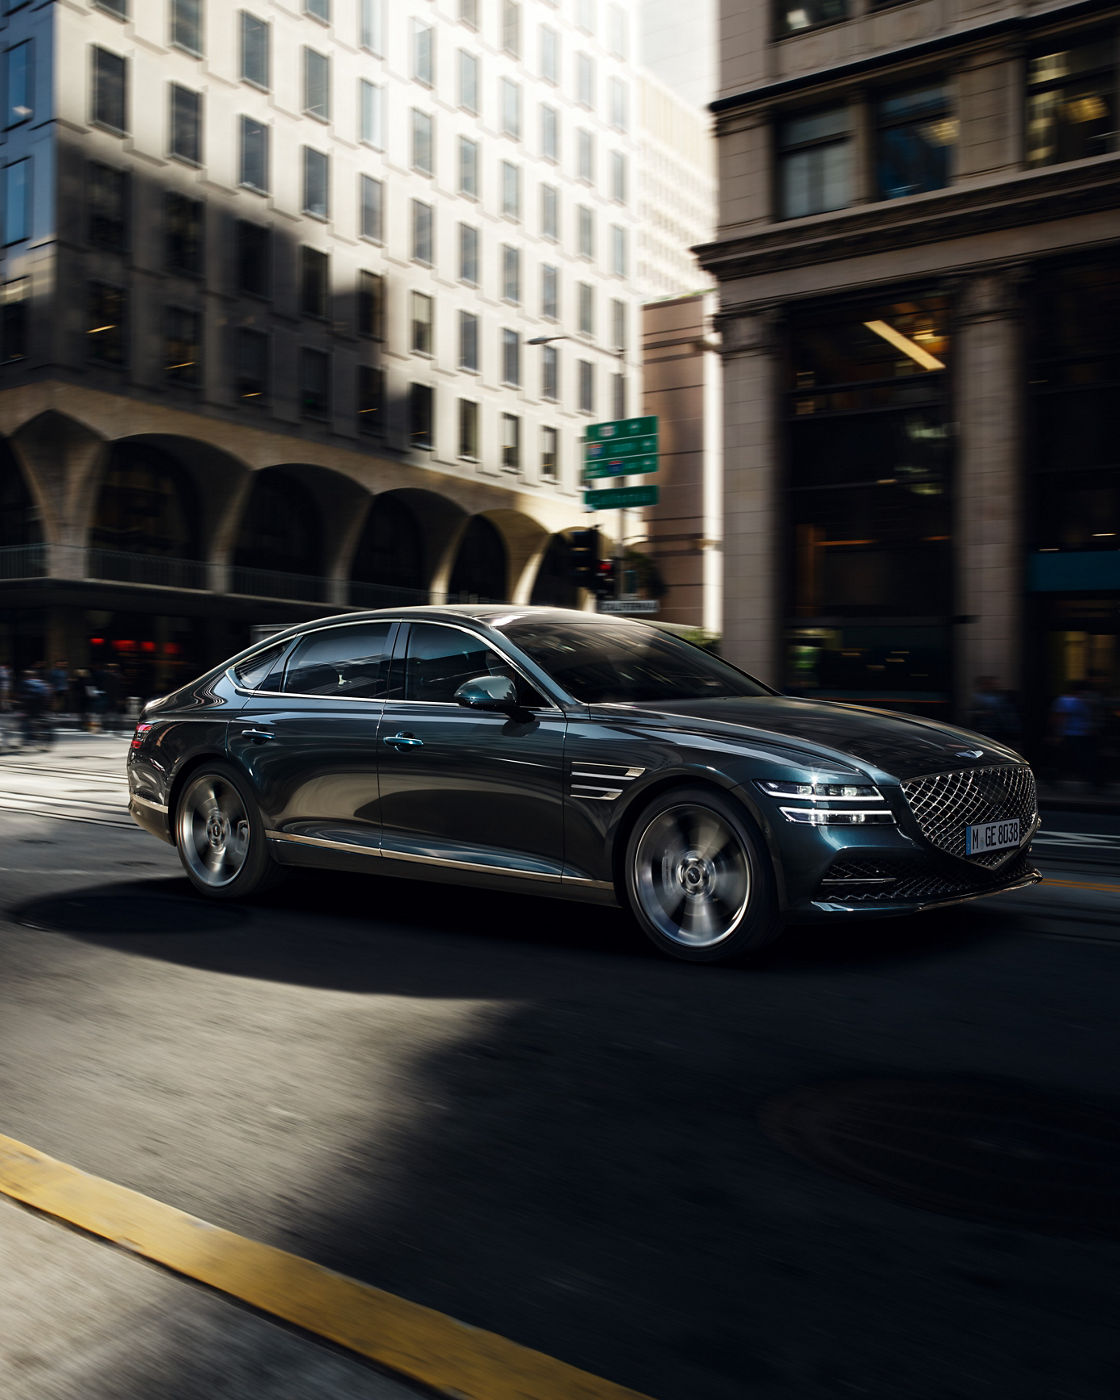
[803,848,1041,919]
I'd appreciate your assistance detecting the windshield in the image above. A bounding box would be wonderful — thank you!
[497,616,774,705]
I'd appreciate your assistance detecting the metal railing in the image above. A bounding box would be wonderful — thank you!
[230,565,330,603]
[0,543,47,579]
[89,548,210,591]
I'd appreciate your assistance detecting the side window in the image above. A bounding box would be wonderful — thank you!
[232,641,288,691]
[283,623,395,698]
[403,623,547,707]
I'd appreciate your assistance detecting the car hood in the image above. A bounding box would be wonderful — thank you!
[599,695,1024,781]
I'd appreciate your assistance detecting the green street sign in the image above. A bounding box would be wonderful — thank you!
[584,435,657,461]
[584,455,658,479]
[583,484,660,509]
[585,416,658,444]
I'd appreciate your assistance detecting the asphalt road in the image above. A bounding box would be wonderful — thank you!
[1,734,1119,1400]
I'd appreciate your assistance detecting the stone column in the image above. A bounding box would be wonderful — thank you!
[953,268,1026,717]
[715,305,782,684]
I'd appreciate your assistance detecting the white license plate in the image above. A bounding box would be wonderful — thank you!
[965,818,1020,855]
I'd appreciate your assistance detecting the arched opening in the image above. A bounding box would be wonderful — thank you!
[530,532,580,607]
[233,470,325,601]
[350,494,427,606]
[448,516,508,602]
[90,442,204,588]
[0,438,43,552]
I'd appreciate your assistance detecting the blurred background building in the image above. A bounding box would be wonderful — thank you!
[700,0,1119,747]
[0,0,660,694]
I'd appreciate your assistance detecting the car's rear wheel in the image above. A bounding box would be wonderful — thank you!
[175,764,275,900]
[624,787,782,962]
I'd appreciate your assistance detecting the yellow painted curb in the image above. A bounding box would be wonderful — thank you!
[0,1133,655,1400]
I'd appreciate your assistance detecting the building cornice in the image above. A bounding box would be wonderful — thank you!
[695,158,1120,282]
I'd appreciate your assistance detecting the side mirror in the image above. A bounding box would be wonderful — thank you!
[453,675,519,713]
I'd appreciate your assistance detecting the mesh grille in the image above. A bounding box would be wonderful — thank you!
[900,764,1037,867]
[818,852,1037,905]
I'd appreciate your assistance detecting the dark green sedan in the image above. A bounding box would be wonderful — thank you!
[127,606,1040,963]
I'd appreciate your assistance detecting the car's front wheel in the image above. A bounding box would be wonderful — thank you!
[624,787,782,962]
[175,763,275,900]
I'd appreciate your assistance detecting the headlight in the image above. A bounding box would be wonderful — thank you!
[756,779,895,825]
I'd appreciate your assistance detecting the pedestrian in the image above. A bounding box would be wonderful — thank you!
[0,661,11,712]
[102,662,123,731]
[48,658,69,715]
[967,674,1020,746]
[18,667,53,747]
[1049,679,1094,789]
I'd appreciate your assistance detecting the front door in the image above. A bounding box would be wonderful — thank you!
[376,620,567,881]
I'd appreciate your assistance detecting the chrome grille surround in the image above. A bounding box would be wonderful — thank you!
[900,763,1038,867]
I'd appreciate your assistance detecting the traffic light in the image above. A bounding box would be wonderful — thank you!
[593,559,616,600]
[569,527,600,588]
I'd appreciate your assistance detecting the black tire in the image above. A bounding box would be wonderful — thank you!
[623,786,782,963]
[174,762,276,900]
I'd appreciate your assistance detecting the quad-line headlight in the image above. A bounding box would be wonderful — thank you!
[756,779,895,825]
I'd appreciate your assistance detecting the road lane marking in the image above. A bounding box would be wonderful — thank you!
[1042,877,1120,895]
[0,1133,653,1400]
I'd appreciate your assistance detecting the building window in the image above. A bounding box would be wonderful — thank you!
[774,0,847,38]
[458,50,478,114]
[1,278,29,362]
[240,116,269,191]
[87,282,126,365]
[303,146,329,218]
[540,426,558,479]
[94,0,127,18]
[358,364,384,435]
[502,327,520,386]
[359,174,383,241]
[359,0,383,54]
[578,128,594,183]
[240,12,269,89]
[1027,35,1116,168]
[237,327,268,403]
[610,150,627,204]
[169,84,202,164]
[607,76,627,131]
[236,221,270,298]
[607,4,627,59]
[541,263,558,319]
[502,1,521,57]
[778,105,852,219]
[92,47,127,132]
[166,192,203,274]
[541,183,559,240]
[413,21,433,86]
[412,109,433,174]
[540,103,559,162]
[541,343,558,401]
[410,383,433,448]
[502,244,521,303]
[501,77,522,139]
[540,25,558,84]
[6,41,33,126]
[89,162,128,249]
[412,200,433,264]
[357,269,384,338]
[459,222,479,284]
[305,0,329,21]
[164,306,201,386]
[458,399,479,459]
[300,247,329,319]
[578,359,594,413]
[611,298,626,352]
[875,83,954,199]
[459,136,479,196]
[411,291,433,355]
[459,0,478,28]
[501,160,521,219]
[359,80,383,147]
[171,0,203,55]
[612,372,626,419]
[300,348,330,419]
[610,224,627,276]
[3,159,30,244]
[502,413,521,471]
[578,204,594,259]
[578,281,594,336]
[576,0,595,33]
[303,47,330,120]
[459,310,479,370]
[576,53,594,108]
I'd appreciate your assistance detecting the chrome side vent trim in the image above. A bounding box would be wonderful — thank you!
[570,763,645,802]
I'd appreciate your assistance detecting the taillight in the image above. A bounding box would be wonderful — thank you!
[131,722,153,751]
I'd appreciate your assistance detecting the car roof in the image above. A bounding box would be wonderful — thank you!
[253,604,609,645]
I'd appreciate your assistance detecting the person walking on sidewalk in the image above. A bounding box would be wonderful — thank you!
[1050,679,1094,790]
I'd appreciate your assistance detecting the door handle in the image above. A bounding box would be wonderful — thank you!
[242,728,274,743]
[383,732,423,749]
